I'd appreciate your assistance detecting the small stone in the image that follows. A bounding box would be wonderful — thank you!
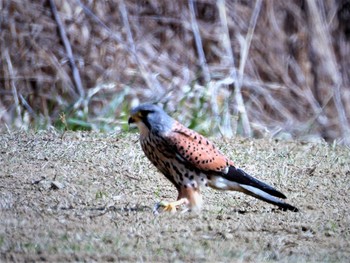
[216,214,223,220]
[224,233,234,240]
[51,181,64,190]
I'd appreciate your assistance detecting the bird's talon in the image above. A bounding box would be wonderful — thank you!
[153,201,178,215]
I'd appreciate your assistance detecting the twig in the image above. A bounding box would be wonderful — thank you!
[307,0,350,144]
[217,0,236,74]
[217,0,261,137]
[236,0,262,137]
[77,0,160,93]
[232,0,262,137]
[75,0,125,45]
[238,0,262,83]
[19,94,36,117]
[217,0,237,137]
[49,0,85,99]
[4,49,22,125]
[188,0,211,83]
[119,0,164,95]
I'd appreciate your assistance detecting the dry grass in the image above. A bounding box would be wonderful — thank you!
[0,130,350,262]
[0,0,350,143]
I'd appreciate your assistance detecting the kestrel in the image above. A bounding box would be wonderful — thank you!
[129,104,298,213]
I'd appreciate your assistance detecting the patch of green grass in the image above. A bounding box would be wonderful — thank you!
[0,235,4,247]
[154,186,161,199]
[83,243,95,253]
[95,190,108,200]
[23,242,41,253]
[68,242,81,252]
[59,233,69,241]
[54,87,131,132]
[326,220,339,232]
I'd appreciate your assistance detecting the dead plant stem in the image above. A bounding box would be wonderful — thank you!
[4,49,22,124]
[119,0,163,95]
[188,0,211,83]
[49,0,85,99]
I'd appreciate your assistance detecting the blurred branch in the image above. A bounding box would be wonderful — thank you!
[76,0,164,101]
[4,49,22,124]
[76,0,164,95]
[236,0,262,137]
[238,0,261,84]
[233,0,262,137]
[77,0,164,96]
[217,0,236,73]
[75,0,125,44]
[49,0,85,99]
[307,0,350,144]
[119,0,163,95]
[217,0,261,137]
[217,0,236,137]
[188,0,211,83]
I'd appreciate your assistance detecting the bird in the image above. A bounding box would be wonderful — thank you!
[128,103,298,213]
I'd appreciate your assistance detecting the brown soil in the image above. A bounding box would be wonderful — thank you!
[0,131,349,262]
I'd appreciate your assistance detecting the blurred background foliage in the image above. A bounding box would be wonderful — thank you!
[0,0,349,144]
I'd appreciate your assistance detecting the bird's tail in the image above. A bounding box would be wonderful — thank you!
[222,166,298,212]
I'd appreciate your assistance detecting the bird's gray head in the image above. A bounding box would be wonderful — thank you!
[128,104,174,134]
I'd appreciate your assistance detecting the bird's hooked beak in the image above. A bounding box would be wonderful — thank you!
[128,116,138,132]
[128,113,142,127]
[128,109,152,134]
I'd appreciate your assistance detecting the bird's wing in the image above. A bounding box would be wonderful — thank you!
[163,121,232,172]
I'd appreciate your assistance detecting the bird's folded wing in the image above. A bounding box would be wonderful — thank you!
[163,121,231,173]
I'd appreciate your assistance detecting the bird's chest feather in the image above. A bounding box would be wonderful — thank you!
[140,134,208,189]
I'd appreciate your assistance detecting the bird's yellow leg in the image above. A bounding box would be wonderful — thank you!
[153,198,189,214]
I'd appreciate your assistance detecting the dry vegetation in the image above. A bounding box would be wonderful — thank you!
[0,131,349,262]
[1,0,350,143]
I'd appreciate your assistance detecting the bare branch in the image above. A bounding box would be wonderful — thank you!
[49,0,85,99]
[4,49,22,125]
[188,0,211,83]
[234,0,262,137]
[119,0,163,95]
[307,0,350,144]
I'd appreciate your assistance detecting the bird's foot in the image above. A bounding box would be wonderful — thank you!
[153,198,188,215]
[153,201,176,214]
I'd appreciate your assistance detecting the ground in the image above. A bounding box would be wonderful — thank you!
[0,130,349,262]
